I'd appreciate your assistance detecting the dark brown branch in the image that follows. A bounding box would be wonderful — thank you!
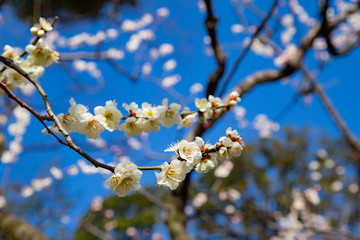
[0,56,115,173]
[218,0,279,97]
[321,1,360,56]
[0,81,65,145]
[203,0,226,97]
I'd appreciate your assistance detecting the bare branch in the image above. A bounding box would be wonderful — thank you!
[300,66,360,153]
[321,1,360,56]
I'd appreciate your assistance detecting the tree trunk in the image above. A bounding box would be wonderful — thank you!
[166,175,191,240]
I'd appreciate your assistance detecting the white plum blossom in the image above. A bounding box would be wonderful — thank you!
[25,39,59,67]
[142,118,161,133]
[164,128,244,177]
[78,114,105,139]
[142,102,162,120]
[2,45,19,60]
[122,102,143,117]
[194,137,218,173]
[195,97,213,120]
[217,136,233,160]
[208,95,224,117]
[218,146,229,160]
[94,100,123,132]
[178,139,202,167]
[42,112,78,134]
[1,59,44,90]
[155,160,190,190]
[195,150,218,173]
[39,17,53,31]
[159,98,182,128]
[141,102,163,133]
[58,98,107,138]
[195,97,212,112]
[229,142,243,157]
[105,161,142,197]
[229,91,241,106]
[177,107,197,129]
[118,117,144,137]
[68,98,90,120]
[215,128,245,159]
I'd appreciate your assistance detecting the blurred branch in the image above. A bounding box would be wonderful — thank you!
[321,1,360,56]
[137,188,168,210]
[60,52,138,82]
[60,51,113,61]
[80,219,114,240]
[218,0,279,97]
[203,0,226,97]
[300,66,360,154]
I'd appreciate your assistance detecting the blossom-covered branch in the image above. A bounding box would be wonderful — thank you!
[105,127,244,197]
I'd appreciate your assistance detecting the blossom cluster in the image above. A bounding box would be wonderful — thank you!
[0,18,59,93]
[43,91,241,139]
[195,91,241,121]
[106,127,245,197]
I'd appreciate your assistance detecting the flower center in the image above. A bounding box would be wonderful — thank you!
[165,109,174,119]
[104,111,113,122]
[88,119,99,130]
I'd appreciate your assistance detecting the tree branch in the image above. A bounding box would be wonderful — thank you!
[0,55,115,173]
[300,66,360,153]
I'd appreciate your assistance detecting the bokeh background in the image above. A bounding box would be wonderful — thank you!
[1,0,360,239]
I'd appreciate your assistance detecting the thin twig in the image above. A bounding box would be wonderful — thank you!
[0,81,66,145]
[218,0,279,97]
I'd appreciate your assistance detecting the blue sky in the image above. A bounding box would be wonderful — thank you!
[1,0,360,237]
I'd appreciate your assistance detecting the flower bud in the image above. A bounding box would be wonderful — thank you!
[30,27,39,35]
[229,142,242,157]
[37,29,45,37]
[229,100,237,106]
